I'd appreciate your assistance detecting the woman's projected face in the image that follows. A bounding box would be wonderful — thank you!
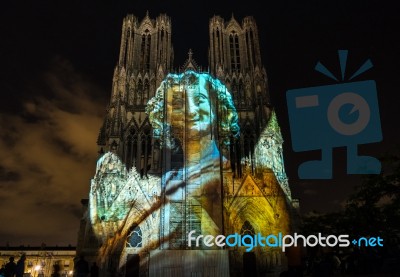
[146,71,240,146]
[185,85,214,134]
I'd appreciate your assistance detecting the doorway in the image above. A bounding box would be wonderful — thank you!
[125,254,140,277]
[243,252,257,276]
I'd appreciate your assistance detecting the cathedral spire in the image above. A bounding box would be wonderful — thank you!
[188,48,193,60]
[181,49,199,72]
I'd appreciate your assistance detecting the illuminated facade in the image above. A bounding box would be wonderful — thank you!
[0,246,75,277]
[77,13,297,277]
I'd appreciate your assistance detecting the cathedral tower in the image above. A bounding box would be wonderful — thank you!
[209,15,273,179]
[97,13,173,175]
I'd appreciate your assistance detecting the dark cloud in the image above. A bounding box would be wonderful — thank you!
[0,57,105,246]
[0,166,21,182]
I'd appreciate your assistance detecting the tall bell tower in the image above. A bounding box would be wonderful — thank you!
[97,12,174,175]
[209,16,273,178]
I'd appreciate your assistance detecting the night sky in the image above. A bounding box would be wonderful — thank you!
[1,0,399,246]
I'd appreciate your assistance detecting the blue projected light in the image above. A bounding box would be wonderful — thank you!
[146,70,240,146]
[286,50,382,179]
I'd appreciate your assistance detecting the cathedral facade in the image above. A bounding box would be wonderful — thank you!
[77,13,298,277]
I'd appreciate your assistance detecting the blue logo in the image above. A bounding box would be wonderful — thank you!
[286,50,382,179]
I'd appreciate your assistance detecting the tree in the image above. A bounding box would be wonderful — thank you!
[301,151,400,238]
[345,152,400,239]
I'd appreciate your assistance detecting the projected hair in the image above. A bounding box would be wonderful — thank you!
[146,71,240,147]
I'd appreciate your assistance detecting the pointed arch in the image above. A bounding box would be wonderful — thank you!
[240,220,255,236]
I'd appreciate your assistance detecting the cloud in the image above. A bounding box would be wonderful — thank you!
[0,57,106,246]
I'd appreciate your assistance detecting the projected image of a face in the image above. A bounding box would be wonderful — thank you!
[89,71,240,269]
[186,86,212,131]
[147,71,239,148]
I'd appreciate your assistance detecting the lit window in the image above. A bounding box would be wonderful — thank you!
[229,31,241,71]
[126,225,142,247]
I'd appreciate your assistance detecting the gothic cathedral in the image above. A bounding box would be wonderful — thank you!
[76,13,298,277]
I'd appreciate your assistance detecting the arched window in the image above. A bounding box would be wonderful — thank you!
[229,31,241,71]
[159,28,164,61]
[144,79,150,103]
[240,221,255,236]
[139,127,152,177]
[141,34,146,68]
[250,29,256,67]
[240,221,255,245]
[137,79,143,105]
[140,29,151,71]
[215,29,220,65]
[246,30,251,67]
[123,28,131,65]
[125,128,138,170]
[126,225,142,247]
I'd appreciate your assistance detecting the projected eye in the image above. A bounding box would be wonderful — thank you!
[198,94,208,104]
